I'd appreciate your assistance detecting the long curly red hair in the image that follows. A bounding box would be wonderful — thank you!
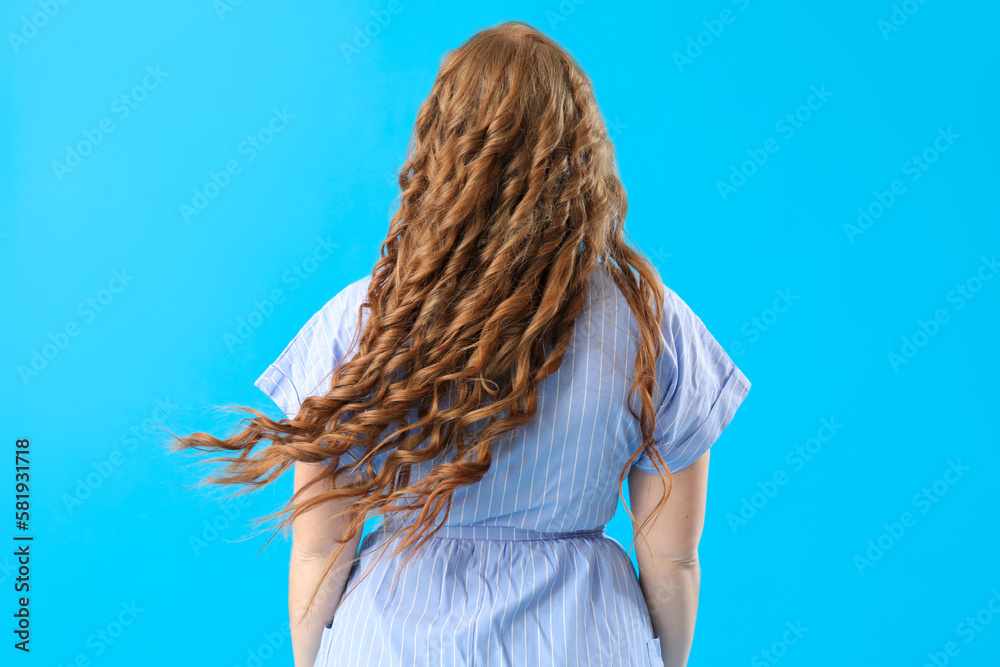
[172,20,671,621]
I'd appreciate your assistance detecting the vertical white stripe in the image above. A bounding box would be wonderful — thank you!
[541,359,567,531]
[575,274,608,527]
[520,354,548,530]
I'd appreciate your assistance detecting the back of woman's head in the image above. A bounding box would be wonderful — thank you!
[172,20,669,617]
[397,20,620,275]
[387,21,628,321]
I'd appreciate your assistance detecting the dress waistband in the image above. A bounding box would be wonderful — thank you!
[379,523,607,542]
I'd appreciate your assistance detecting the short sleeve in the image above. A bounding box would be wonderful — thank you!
[630,287,751,475]
[253,275,370,430]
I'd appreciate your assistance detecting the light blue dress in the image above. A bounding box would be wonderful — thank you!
[255,264,751,666]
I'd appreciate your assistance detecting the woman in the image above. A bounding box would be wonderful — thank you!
[173,20,750,667]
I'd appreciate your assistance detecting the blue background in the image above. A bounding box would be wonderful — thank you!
[4,0,999,665]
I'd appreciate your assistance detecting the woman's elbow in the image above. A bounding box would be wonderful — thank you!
[640,548,700,570]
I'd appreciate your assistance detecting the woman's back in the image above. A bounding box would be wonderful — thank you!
[174,20,751,667]
[256,262,750,666]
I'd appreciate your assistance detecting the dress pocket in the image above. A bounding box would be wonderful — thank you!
[645,635,664,666]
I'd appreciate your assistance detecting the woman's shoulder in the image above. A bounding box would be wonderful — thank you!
[254,273,373,418]
[325,273,372,312]
[307,273,373,334]
[586,261,679,318]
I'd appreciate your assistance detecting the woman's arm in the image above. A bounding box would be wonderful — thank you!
[289,460,364,667]
[628,450,710,667]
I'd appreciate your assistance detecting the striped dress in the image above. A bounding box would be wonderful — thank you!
[255,264,751,667]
